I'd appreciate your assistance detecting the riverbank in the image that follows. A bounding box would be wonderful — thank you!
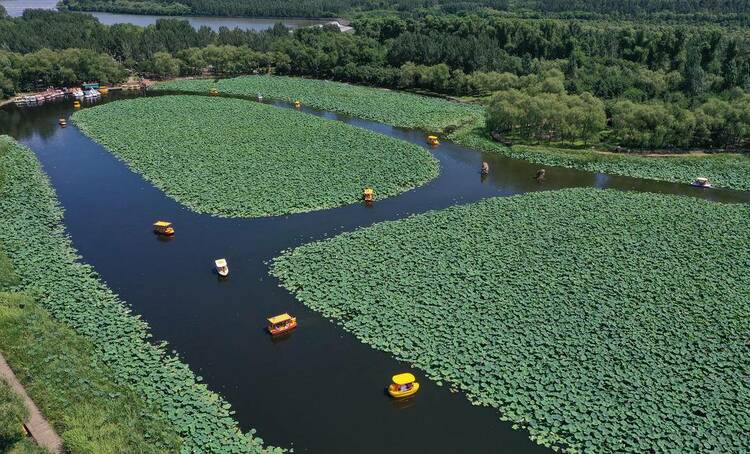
[0,135,282,453]
[450,122,750,191]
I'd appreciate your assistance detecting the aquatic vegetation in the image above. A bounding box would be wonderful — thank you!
[272,188,750,452]
[73,95,438,217]
[0,136,281,453]
[451,125,750,191]
[152,76,483,130]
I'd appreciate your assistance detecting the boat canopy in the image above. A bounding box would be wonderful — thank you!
[268,313,293,325]
[215,258,227,267]
[696,177,709,183]
[392,373,415,385]
[153,221,172,227]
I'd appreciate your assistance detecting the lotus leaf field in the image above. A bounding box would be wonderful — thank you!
[0,136,279,453]
[272,188,750,453]
[73,95,438,217]
[152,76,484,130]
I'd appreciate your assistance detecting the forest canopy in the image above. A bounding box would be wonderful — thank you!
[1,8,749,150]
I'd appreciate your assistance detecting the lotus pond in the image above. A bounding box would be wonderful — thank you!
[72,95,438,217]
[272,188,750,453]
[0,136,276,453]
[3,91,750,453]
[152,76,484,131]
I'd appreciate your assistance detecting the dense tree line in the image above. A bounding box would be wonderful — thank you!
[0,48,126,96]
[0,10,748,150]
[60,0,509,18]
[535,0,750,16]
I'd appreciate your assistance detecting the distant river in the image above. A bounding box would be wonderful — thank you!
[0,0,326,31]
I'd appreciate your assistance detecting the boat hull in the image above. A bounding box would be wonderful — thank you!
[388,382,420,398]
[268,321,297,336]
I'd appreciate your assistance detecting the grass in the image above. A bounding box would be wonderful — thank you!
[0,291,178,454]
[0,143,179,453]
[272,188,750,452]
[152,76,484,131]
[0,135,279,453]
[450,123,750,191]
[73,95,438,217]
[0,375,31,453]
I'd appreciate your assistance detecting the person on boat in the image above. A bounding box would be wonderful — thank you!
[535,168,546,182]
[481,161,489,175]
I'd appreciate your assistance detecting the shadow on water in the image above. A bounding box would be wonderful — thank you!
[2,91,749,453]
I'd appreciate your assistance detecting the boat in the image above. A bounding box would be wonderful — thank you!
[257,93,263,101]
[692,177,712,188]
[84,89,101,100]
[388,373,420,398]
[98,86,109,95]
[363,187,374,203]
[215,258,229,277]
[209,88,219,96]
[82,82,99,91]
[70,88,84,99]
[153,221,175,236]
[293,100,301,108]
[13,97,25,106]
[58,118,67,127]
[267,313,297,336]
[427,135,440,146]
[73,100,81,109]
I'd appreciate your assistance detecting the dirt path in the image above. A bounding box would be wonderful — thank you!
[0,352,64,453]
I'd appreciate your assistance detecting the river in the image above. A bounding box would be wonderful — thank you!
[2,91,749,453]
[0,0,325,30]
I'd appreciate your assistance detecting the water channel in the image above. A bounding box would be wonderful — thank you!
[2,89,750,453]
[0,0,325,30]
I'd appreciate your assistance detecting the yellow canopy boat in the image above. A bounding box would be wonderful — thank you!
[388,372,420,398]
[153,221,174,236]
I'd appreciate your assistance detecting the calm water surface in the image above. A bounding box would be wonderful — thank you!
[1,92,748,453]
[0,0,324,30]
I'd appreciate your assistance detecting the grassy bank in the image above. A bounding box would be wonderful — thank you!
[272,188,750,452]
[0,374,45,454]
[0,135,280,453]
[451,124,750,191]
[73,95,438,217]
[152,76,483,131]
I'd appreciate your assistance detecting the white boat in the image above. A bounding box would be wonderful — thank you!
[13,97,25,106]
[84,88,101,100]
[692,177,712,188]
[70,88,84,99]
[215,258,229,277]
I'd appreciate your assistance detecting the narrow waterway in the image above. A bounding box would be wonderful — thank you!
[1,92,748,453]
[0,0,326,30]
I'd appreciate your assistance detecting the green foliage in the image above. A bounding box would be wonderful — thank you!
[6,438,48,454]
[0,136,281,453]
[272,188,750,452]
[0,376,27,451]
[62,0,509,18]
[487,88,606,144]
[152,76,483,130]
[450,124,750,190]
[0,291,178,453]
[73,95,438,217]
